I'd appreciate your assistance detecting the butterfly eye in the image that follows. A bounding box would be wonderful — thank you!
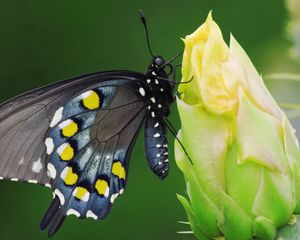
[163,63,173,76]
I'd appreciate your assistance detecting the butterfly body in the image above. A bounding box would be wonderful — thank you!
[143,57,174,179]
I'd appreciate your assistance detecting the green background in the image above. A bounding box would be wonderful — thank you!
[0,1,298,239]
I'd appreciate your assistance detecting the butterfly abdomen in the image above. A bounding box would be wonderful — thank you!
[144,113,169,179]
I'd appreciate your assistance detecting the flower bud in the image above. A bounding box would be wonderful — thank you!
[176,11,300,240]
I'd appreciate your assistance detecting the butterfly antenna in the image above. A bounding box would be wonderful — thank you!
[164,117,193,165]
[160,51,184,69]
[139,9,155,58]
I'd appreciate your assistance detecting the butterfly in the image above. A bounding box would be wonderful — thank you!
[0,10,188,237]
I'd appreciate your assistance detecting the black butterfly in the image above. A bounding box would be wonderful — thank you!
[0,10,188,236]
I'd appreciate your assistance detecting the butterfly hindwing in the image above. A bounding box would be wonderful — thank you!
[36,78,148,236]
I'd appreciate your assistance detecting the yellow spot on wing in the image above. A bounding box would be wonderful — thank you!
[74,187,89,201]
[112,161,126,179]
[64,167,78,185]
[82,90,100,110]
[95,179,109,196]
[61,120,78,137]
[59,143,74,161]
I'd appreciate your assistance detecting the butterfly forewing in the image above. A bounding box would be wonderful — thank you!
[0,71,146,187]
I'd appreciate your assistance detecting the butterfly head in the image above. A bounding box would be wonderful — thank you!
[153,56,165,67]
[151,56,175,88]
[146,56,175,104]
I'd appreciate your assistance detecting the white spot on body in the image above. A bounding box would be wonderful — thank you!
[160,88,164,92]
[110,193,119,203]
[152,71,157,76]
[86,210,98,220]
[45,183,51,188]
[119,188,124,195]
[151,112,155,118]
[158,104,162,109]
[158,162,162,165]
[50,107,64,127]
[139,87,146,97]
[47,163,57,179]
[155,79,159,85]
[147,106,151,110]
[156,153,161,157]
[164,159,169,162]
[55,189,65,205]
[45,138,54,155]
[164,152,168,155]
[150,97,156,103]
[11,178,18,182]
[32,158,43,173]
[0,177,3,180]
[156,144,161,148]
[163,144,168,147]
[67,209,80,217]
[154,133,160,138]
[154,122,159,128]
[147,79,151,83]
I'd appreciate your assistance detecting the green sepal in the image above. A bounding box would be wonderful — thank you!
[254,216,276,240]
[175,131,223,237]
[176,98,229,207]
[177,194,210,240]
[253,169,294,227]
[225,141,260,218]
[218,191,253,240]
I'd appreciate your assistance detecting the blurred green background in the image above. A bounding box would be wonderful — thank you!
[0,0,299,239]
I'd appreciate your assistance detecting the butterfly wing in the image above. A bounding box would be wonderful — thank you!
[39,80,147,236]
[0,71,146,186]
